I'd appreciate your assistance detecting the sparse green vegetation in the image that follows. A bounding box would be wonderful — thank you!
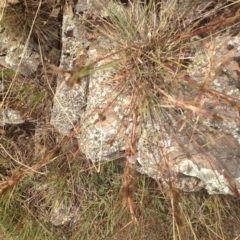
[1,0,240,239]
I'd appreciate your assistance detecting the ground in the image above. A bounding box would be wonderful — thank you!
[1,1,240,239]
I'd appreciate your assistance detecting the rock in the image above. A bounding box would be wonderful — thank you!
[50,1,89,134]
[0,38,41,77]
[51,0,240,195]
[0,81,24,126]
[0,108,24,126]
[49,200,76,226]
[0,2,61,76]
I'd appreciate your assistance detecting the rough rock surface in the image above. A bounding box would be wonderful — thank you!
[50,0,240,195]
[0,81,24,126]
[0,33,41,76]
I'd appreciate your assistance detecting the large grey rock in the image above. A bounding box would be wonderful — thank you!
[51,0,240,195]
